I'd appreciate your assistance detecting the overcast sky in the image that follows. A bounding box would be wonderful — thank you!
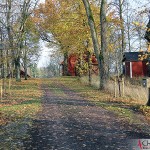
[37,40,53,68]
[39,0,45,4]
[37,0,51,68]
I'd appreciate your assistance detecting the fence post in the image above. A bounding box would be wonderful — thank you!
[142,78,150,106]
[122,77,125,97]
[118,77,121,97]
[147,88,150,106]
[1,80,2,100]
[9,78,11,95]
[114,76,117,97]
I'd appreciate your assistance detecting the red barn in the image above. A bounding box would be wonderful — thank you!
[60,54,78,76]
[60,53,98,76]
[123,52,150,78]
[68,54,77,76]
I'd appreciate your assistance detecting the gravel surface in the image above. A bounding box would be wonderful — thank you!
[23,82,150,150]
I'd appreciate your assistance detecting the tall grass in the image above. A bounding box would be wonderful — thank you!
[80,75,147,105]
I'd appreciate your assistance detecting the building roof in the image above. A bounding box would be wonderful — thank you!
[123,52,148,62]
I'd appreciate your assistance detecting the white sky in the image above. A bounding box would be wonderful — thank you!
[37,0,52,68]
[37,40,53,68]
[38,0,45,4]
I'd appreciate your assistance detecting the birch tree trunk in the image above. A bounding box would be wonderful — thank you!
[119,0,125,71]
[6,0,14,75]
[126,3,131,52]
[119,0,125,53]
[100,0,108,90]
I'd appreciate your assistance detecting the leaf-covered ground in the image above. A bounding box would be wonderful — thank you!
[0,79,42,149]
[0,77,150,149]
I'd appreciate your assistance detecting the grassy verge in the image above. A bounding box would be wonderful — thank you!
[139,106,150,122]
[0,78,43,149]
[81,76,147,104]
[55,77,150,123]
[0,78,42,125]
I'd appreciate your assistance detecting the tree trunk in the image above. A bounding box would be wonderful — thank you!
[6,0,15,73]
[0,28,4,78]
[119,0,125,71]
[126,3,131,52]
[6,49,10,76]
[100,0,108,90]
[87,51,91,85]
[82,0,101,88]
[24,49,28,80]
[15,57,21,82]
[24,64,28,80]
[147,88,150,106]
[76,54,82,77]
[63,52,68,76]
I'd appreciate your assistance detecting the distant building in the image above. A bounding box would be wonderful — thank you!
[60,53,99,76]
[123,52,150,78]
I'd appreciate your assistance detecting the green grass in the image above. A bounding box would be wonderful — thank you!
[51,77,149,123]
[139,105,150,121]
[0,100,41,121]
[0,78,42,125]
[0,78,43,150]
[95,101,134,121]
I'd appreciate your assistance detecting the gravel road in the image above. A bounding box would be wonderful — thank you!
[23,81,150,150]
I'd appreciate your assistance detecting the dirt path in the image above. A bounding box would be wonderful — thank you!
[23,80,150,150]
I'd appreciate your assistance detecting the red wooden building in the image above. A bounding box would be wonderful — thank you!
[60,54,98,76]
[68,54,77,76]
[123,52,150,78]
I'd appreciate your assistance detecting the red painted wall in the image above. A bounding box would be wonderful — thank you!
[132,61,147,77]
[68,55,77,76]
[125,61,148,77]
[67,54,98,76]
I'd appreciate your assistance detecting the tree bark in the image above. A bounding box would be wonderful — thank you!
[63,52,68,76]
[126,3,131,52]
[15,56,21,82]
[119,0,125,70]
[87,51,92,85]
[24,56,28,80]
[24,43,28,80]
[82,0,102,89]
[6,0,14,75]
[119,0,125,52]
[100,0,108,90]
[0,31,4,78]
[147,88,150,106]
